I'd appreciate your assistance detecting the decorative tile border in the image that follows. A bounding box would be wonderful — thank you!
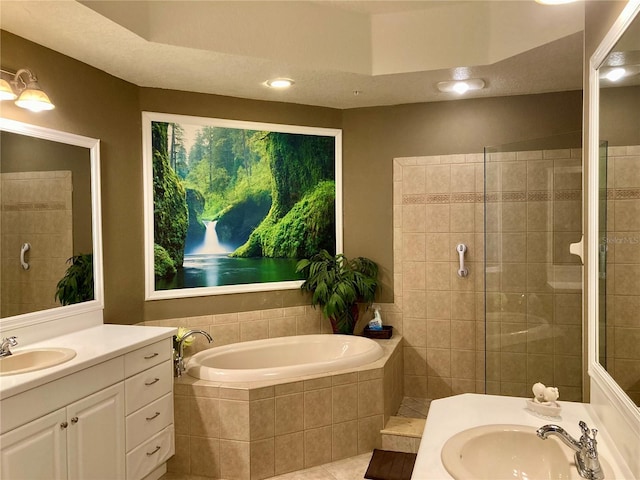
[402,190,582,205]
[2,202,67,211]
[608,188,640,200]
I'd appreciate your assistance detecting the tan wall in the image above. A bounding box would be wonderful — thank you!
[601,86,640,147]
[1,30,142,322]
[1,30,584,327]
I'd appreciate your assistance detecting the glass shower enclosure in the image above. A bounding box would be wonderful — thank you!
[484,132,584,401]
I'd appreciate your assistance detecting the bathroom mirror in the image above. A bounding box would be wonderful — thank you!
[588,0,640,417]
[0,118,103,332]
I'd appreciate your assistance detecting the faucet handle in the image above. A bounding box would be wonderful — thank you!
[579,420,589,434]
[1,336,18,348]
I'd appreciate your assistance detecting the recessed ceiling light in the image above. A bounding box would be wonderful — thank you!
[437,79,485,95]
[266,78,294,89]
[600,65,640,82]
[605,67,627,82]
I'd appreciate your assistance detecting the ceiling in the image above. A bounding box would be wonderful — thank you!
[0,0,586,109]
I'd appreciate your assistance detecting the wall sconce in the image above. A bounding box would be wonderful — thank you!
[0,68,55,112]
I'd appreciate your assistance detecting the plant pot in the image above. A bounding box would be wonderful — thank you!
[330,303,360,334]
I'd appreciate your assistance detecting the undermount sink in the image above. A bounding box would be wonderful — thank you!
[0,348,77,376]
[441,424,610,480]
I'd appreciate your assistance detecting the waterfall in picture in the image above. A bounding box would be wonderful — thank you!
[194,221,232,254]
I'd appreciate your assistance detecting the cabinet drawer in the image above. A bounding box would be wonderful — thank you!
[126,424,174,480]
[126,392,173,452]
[124,339,172,378]
[125,361,172,415]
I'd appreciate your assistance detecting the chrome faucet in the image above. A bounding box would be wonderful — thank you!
[537,421,604,480]
[0,336,18,358]
[173,330,212,377]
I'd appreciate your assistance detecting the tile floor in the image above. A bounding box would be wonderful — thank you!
[160,397,431,480]
[160,453,372,480]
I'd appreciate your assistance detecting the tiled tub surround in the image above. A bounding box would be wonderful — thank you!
[394,148,584,402]
[142,304,402,353]
[0,171,73,317]
[166,335,403,480]
[604,144,640,405]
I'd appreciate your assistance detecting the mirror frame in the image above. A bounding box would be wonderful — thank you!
[587,0,640,424]
[0,118,104,332]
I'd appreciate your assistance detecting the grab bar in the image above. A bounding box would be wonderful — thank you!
[456,243,468,277]
[20,243,31,270]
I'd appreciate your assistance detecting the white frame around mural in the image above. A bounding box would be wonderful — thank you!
[142,112,343,300]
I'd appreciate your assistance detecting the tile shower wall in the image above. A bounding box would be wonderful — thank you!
[394,148,583,401]
[394,153,485,400]
[605,145,640,405]
[0,171,73,317]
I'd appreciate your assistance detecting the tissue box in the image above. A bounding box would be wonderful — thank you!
[363,325,393,339]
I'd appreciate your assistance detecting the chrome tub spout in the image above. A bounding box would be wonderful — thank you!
[173,330,213,377]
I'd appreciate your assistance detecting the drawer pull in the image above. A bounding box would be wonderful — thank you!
[146,445,161,456]
[144,352,159,360]
[145,377,160,386]
[146,411,161,421]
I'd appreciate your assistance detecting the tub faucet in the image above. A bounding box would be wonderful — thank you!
[173,330,213,377]
[0,336,18,358]
[537,421,604,480]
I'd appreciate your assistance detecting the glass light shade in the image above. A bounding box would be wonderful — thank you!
[0,79,17,101]
[15,87,55,112]
[437,78,485,94]
[266,78,294,88]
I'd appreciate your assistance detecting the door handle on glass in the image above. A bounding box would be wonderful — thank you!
[456,244,468,277]
[20,243,31,270]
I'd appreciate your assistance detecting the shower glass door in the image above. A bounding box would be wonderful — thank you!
[598,141,608,367]
[484,132,584,401]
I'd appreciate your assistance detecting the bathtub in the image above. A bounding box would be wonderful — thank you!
[185,334,385,382]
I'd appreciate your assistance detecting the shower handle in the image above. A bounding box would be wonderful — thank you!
[456,244,468,277]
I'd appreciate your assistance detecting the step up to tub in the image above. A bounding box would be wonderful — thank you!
[381,416,426,454]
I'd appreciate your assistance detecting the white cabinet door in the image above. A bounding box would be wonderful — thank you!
[0,408,67,480]
[66,382,125,480]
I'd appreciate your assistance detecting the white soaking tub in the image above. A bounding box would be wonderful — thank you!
[185,334,385,382]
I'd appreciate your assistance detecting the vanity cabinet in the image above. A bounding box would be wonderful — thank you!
[0,334,175,480]
[0,382,125,480]
[123,339,174,480]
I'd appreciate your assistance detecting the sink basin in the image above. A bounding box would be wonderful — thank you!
[441,424,609,480]
[0,348,77,376]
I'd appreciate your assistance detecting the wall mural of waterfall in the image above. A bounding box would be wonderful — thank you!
[142,112,343,299]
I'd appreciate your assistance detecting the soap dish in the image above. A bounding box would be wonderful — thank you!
[525,398,562,417]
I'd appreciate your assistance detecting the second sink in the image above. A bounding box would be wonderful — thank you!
[441,424,610,480]
[0,348,77,376]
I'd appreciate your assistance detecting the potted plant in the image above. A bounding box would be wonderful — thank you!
[296,249,379,334]
[55,254,94,306]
